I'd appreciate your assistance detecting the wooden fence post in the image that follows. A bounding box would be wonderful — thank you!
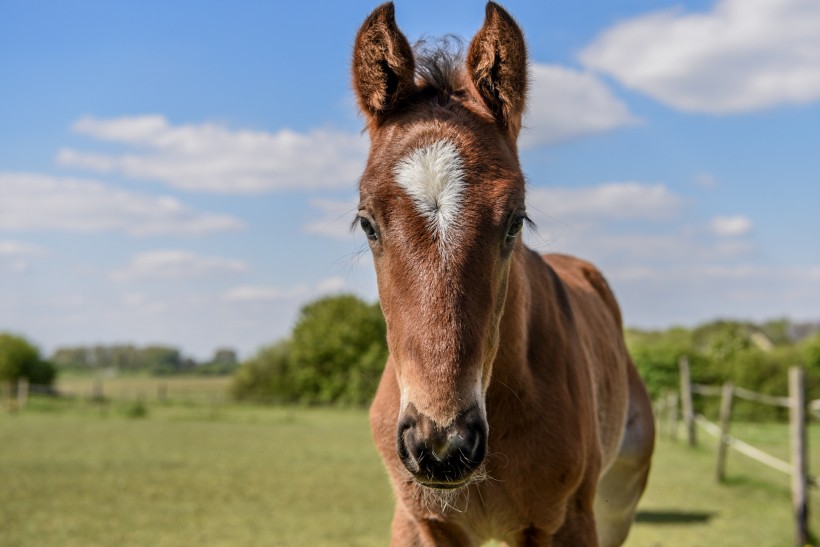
[17,377,29,410]
[1,381,11,411]
[716,382,734,482]
[789,367,808,547]
[667,392,679,440]
[679,357,697,446]
[92,379,104,402]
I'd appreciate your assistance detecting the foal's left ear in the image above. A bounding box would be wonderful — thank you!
[467,2,528,137]
[352,3,417,124]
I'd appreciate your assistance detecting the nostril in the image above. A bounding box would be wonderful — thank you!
[396,407,422,472]
[395,404,488,486]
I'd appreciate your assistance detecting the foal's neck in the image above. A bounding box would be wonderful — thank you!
[489,246,537,397]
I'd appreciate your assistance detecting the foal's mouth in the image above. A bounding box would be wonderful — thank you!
[416,478,470,490]
[409,461,488,491]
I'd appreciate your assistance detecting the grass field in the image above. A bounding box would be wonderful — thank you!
[56,374,232,404]
[2,383,820,546]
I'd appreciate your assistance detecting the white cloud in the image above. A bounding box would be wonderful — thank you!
[222,285,308,303]
[316,276,348,293]
[580,0,820,113]
[0,239,46,273]
[0,172,244,236]
[710,215,753,237]
[112,250,248,282]
[58,115,369,193]
[693,173,718,189]
[222,276,353,304]
[526,181,683,222]
[521,64,638,147]
[0,240,46,258]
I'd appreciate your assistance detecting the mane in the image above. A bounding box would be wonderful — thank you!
[413,36,465,96]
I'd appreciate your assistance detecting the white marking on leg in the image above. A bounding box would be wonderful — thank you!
[393,139,466,255]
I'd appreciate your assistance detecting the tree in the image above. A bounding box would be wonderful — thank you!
[230,341,293,401]
[0,333,56,386]
[289,294,388,405]
[198,347,240,375]
[803,333,820,367]
[137,345,183,375]
[626,327,698,399]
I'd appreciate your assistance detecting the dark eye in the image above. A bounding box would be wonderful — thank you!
[506,215,525,242]
[359,216,378,241]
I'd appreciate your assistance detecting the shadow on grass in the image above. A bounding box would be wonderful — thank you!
[635,510,716,525]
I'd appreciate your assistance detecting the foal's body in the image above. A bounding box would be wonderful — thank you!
[352,3,654,545]
[371,250,653,545]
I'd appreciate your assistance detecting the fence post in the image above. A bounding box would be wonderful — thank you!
[667,392,679,440]
[679,357,697,446]
[92,379,104,402]
[716,382,734,483]
[17,377,29,410]
[1,381,11,411]
[789,367,808,547]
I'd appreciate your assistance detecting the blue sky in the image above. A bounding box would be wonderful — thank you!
[2,0,819,359]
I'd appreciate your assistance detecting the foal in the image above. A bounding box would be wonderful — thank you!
[352,3,654,545]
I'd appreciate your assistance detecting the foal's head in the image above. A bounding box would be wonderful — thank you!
[353,2,528,489]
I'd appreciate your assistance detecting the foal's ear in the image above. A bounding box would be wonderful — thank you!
[467,2,527,136]
[352,3,416,123]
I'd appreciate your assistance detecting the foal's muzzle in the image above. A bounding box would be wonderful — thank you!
[396,403,488,488]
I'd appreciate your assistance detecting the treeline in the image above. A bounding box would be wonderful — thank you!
[4,293,820,417]
[231,294,387,406]
[627,319,820,420]
[52,345,239,376]
[232,303,820,414]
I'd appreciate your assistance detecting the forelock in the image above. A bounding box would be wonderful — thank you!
[413,36,465,96]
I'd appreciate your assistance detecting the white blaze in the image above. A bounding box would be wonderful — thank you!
[393,140,466,254]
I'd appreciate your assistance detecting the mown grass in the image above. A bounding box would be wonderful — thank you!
[0,403,394,547]
[2,390,820,546]
[627,425,820,546]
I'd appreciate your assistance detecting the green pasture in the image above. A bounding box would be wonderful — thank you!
[2,386,820,546]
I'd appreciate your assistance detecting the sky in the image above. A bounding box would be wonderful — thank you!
[2,0,819,360]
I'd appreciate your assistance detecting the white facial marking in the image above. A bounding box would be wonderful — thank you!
[393,140,466,254]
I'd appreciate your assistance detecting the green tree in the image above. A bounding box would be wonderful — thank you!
[137,346,183,375]
[289,294,387,405]
[0,333,56,386]
[626,327,698,399]
[230,341,293,402]
[692,320,754,369]
[198,347,239,375]
[803,333,820,373]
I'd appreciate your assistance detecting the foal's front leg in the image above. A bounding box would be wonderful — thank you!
[390,507,477,547]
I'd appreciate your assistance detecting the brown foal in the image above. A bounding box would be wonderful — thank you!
[352,3,654,545]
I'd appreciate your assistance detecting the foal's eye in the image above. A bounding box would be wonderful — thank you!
[359,217,378,241]
[506,216,525,241]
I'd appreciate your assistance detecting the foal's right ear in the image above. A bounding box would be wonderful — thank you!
[352,3,416,123]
